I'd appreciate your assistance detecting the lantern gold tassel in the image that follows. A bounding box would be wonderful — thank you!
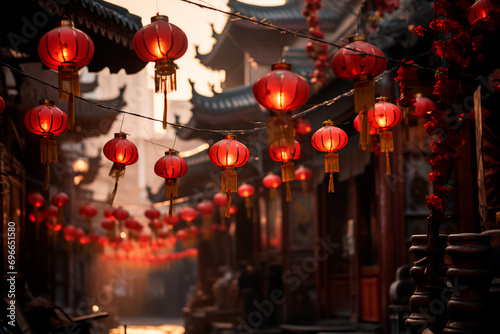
[155,59,176,130]
[58,64,80,100]
[108,179,119,205]
[385,152,391,175]
[325,152,339,193]
[40,135,58,191]
[380,130,394,175]
[163,91,168,130]
[268,111,295,149]
[281,162,295,202]
[225,190,231,218]
[108,163,125,205]
[329,173,334,193]
[221,168,237,194]
[165,179,178,217]
[354,76,375,147]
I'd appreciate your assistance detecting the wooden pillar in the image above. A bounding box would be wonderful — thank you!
[348,178,360,322]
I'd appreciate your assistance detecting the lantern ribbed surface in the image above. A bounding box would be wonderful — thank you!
[25,100,67,136]
[209,136,249,168]
[253,63,310,112]
[154,150,188,179]
[311,121,348,152]
[103,133,139,166]
[38,21,94,70]
[269,140,301,162]
[331,35,386,80]
[133,15,188,62]
[368,98,403,129]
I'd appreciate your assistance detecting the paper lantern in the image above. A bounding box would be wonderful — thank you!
[104,208,116,220]
[133,15,188,129]
[63,225,76,242]
[101,220,114,231]
[253,62,310,148]
[295,165,312,193]
[332,35,386,147]
[0,96,5,114]
[179,207,198,223]
[209,135,249,217]
[38,20,94,128]
[51,191,69,224]
[114,207,129,221]
[311,120,348,192]
[468,0,492,25]
[25,99,67,190]
[269,140,301,201]
[237,183,255,218]
[294,118,312,136]
[145,208,161,220]
[28,193,45,236]
[368,97,402,174]
[197,201,214,237]
[163,213,179,226]
[79,204,97,234]
[263,172,282,199]
[154,149,188,216]
[103,133,139,205]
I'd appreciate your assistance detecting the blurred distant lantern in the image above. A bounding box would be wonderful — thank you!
[114,207,129,221]
[72,158,89,173]
[331,35,386,148]
[253,62,310,148]
[179,207,198,228]
[145,208,161,237]
[121,240,133,253]
[197,201,215,237]
[104,208,116,220]
[368,97,402,174]
[154,149,188,216]
[209,135,249,217]
[354,114,378,151]
[103,133,138,205]
[163,213,179,226]
[411,95,435,149]
[79,204,97,234]
[190,225,200,240]
[149,219,162,239]
[176,229,188,242]
[63,225,76,242]
[28,192,45,237]
[51,191,69,224]
[213,192,228,223]
[133,15,188,129]
[237,183,255,218]
[38,20,94,128]
[45,205,59,221]
[311,120,348,192]
[101,220,115,237]
[468,0,492,25]
[230,205,238,215]
[0,96,5,114]
[124,218,141,238]
[294,118,312,136]
[25,99,67,190]
[295,165,312,194]
[269,140,301,201]
[263,172,282,199]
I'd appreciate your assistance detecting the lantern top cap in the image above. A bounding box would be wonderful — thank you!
[39,99,55,106]
[348,34,367,43]
[58,20,74,27]
[323,119,335,127]
[376,96,389,102]
[224,134,237,140]
[151,15,169,22]
[114,132,127,139]
[271,62,292,71]
[415,93,423,98]
[166,149,178,156]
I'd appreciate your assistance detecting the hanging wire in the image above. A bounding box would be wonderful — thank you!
[279,31,285,63]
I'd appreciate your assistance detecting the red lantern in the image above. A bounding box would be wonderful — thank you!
[412,95,435,149]
[197,200,214,238]
[163,213,179,226]
[133,15,188,129]
[74,228,85,243]
[154,149,188,216]
[101,220,114,231]
[121,240,134,253]
[294,118,312,136]
[104,208,116,220]
[209,135,249,218]
[468,0,492,25]
[103,133,139,205]
[79,204,97,234]
[25,99,67,190]
[179,207,198,224]
[176,229,188,241]
[124,217,139,231]
[63,225,76,242]
[269,140,301,201]
[38,20,94,128]
[262,173,282,199]
[0,96,5,115]
[114,207,129,221]
[295,165,312,194]
[368,97,402,174]
[253,62,310,148]
[145,208,161,220]
[28,192,45,237]
[238,183,255,218]
[230,205,238,215]
[311,120,348,192]
[51,192,69,224]
[332,35,386,147]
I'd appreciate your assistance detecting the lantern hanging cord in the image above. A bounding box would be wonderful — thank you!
[176,0,493,80]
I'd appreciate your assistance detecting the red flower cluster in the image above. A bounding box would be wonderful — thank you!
[395,60,418,108]
[433,68,461,105]
[414,25,425,36]
[303,0,328,91]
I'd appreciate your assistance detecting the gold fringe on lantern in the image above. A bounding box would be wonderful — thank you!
[225,190,232,218]
[58,64,80,129]
[281,161,295,202]
[165,179,178,217]
[268,111,295,148]
[325,152,339,193]
[380,130,394,175]
[222,168,237,193]
[245,197,252,218]
[155,59,177,130]
[108,163,126,205]
[354,76,375,148]
[40,135,58,191]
